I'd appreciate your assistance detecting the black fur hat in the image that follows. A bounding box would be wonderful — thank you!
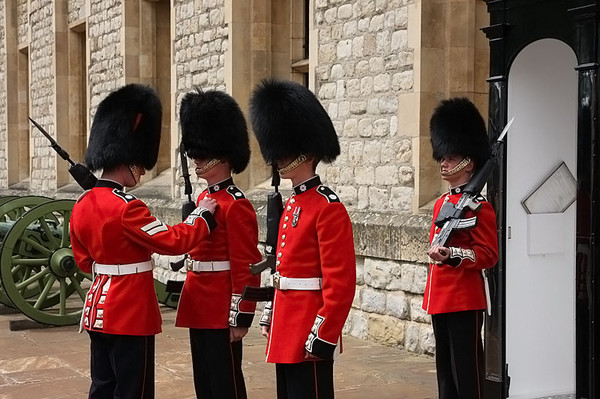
[249,78,340,164]
[430,97,490,170]
[85,84,162,172]
[180,88,250,174]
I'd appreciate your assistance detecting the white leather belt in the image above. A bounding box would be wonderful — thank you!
[186,259,231,272]
[271,272,322,291]
[94,260,153,276]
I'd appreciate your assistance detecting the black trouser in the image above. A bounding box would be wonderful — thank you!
[432,310,484,399]
[275,360,335,399]
[189,328,246,399]
[87,331,155,399]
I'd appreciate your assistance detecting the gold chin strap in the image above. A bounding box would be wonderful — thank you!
[440,157,471,177]
[195,158,221,175]
[278,155,307,175]
[128,164,142,184]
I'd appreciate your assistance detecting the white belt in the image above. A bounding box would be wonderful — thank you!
[186,259,231,272]
[94,260,153,276]
[271,272,322,291]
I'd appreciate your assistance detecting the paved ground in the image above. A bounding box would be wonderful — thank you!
[0,305,437,398]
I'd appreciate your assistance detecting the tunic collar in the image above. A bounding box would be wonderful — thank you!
[449,183,467,195]
[208,177,234,194]
[293,175,321,195]
[96,179,124,191]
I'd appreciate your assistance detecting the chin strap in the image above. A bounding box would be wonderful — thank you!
[128,164,141,184]
[440,157,471,177]
[195,158,221,175]
[278,155,307,175]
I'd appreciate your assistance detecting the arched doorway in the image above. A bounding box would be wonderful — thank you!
[505,38,577,398]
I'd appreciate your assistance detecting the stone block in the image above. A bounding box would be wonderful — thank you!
[368,186,389,210]
[410,296,429,323]
[369,14,385,32]
[420,324,435,355]
[352,36,364,57]
[356,257,365,285]
[361,287,386,314]
[346,79,361,98]
[375,165,398,185]
[348,140,363,163]
[337,185,358,206]
[345,308,368,339]
[329,63,343,80]
[360,76,373,96]
[355,166,374,185]
[404,322,420,353]
[357,118,372,137]
[364,258,394,289]
[338,4,353,20]
[352,286,363,309]
[386,291,409,319]
[337,39,353,59]
[367,313,405,347]
[318,82,336,99]
[373,118,390,138]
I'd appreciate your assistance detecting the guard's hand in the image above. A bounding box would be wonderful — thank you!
[197,198,218,214]
[261,325,269,339]
[230,326,248,342]
[428,244,450,264]
[304,351,319,360]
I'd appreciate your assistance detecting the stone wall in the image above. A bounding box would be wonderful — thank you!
[88,0,124,111]
[68,0,87,24]
[173,0,227,98]
[314,0,415,213]
[17,0,28,44]
[29,0,56,192]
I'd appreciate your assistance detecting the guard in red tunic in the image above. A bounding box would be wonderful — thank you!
[249,79,356,399]
[70,84,218,399]
[174,88,261,399]
[422,98,498,399]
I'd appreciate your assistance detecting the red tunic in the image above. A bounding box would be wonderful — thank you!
[422,186,498,315]
[175,179,261,329]
[265,176,356,364]
[70,179,216,336]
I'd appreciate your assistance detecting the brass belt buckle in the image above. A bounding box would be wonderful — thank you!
[272,273,281,290]
[185,258,193,271]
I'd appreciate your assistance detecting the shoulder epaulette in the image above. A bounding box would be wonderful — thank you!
[76,190,91,203]
[112,189,137,203]
[227,185,246,200]
[316,185,340,203]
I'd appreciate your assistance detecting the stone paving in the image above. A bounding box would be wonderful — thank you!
[0,305,437,399]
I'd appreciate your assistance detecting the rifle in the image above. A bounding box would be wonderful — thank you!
[29,117,97,190]
[242,164,283,302]
[250,164,283,275]
[431,117,513,252]
[170,142,197,273]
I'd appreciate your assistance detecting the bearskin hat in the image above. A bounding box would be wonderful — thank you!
[180,88,250,174]
[249,78,340,164]
[430,97,490,170]
[85,84,162,172]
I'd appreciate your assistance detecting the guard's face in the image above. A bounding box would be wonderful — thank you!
[439,155,473,185]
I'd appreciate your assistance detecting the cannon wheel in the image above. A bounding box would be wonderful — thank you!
[0,196,53,306]
[0,199,92,325]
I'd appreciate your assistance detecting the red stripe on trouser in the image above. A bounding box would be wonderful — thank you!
[313,362,319,398]
[474,312,481,399]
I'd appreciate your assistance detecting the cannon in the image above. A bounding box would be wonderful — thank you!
[0,194,183,327]
[0,195,92,326]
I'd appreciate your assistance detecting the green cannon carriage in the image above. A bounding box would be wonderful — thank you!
[0,195,92,326]
[0,194,181,327]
